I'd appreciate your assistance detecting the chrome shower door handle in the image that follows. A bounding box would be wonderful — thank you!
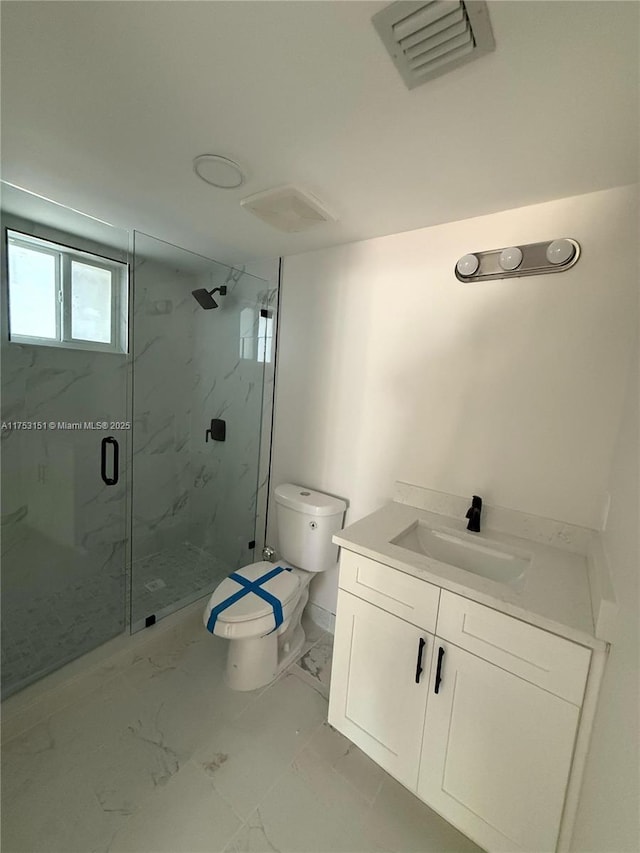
[101,436,119,486]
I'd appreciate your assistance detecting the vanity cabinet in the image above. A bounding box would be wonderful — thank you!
[329,590,434,789]
[418,641,580,853]
[329,551,594,853]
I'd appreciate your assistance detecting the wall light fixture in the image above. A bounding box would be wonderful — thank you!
[455,239,580,282]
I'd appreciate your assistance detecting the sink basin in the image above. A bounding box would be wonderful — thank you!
[391,522,531,585]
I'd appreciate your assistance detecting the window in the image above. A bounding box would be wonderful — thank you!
[7,230,128,353]
[257,309,273,363]
[239,306,274,363]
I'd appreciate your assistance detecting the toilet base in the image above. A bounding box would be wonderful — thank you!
[224,587,309,691]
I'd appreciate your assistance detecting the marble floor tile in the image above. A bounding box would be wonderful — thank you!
[191,670,329,819]
[124,612,262,729]
[2,607,483,853]
[291,631,334,698]
[306,720,386,804]
[107,760,242,853]
[1,675,142,802]
[224,742,378,853]
[1,753,127,853]
[226,740,483,853]
[369,774,484,853]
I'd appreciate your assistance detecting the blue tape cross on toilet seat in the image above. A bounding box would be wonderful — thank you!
[206,565,293,635]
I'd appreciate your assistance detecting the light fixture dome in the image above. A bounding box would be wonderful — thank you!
[193,155,245,189]
[456,253,480,277]
[546,239,576,266]
[499,247,523,271]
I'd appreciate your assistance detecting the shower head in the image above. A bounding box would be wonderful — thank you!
[192,288,218,309]
[192,285,227,309]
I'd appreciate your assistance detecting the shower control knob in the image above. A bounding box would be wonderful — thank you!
[262,545,276,561]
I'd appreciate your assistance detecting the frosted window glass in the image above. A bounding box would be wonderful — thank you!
[8,243,57,339]
[71,261,112,343]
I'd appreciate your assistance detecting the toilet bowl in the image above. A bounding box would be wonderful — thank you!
[203,484,346,691]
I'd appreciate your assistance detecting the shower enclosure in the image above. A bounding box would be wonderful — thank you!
[0,185,276,699]
[129,233,274,631]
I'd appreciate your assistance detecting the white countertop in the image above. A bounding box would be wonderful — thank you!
[334,499,609,651]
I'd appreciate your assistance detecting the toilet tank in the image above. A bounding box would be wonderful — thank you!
[274,484,347,572]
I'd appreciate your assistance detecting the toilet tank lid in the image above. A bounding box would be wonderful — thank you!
[274,484,347,517]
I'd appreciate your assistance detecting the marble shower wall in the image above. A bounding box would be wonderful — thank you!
[131,255,196,561]
[131,236,273,587]
[188,265,269,571]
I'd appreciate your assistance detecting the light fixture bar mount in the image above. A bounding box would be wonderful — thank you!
[455,239,581,282]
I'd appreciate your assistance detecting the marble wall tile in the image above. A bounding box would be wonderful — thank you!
[131,257,196,562]
[188,267,272,570]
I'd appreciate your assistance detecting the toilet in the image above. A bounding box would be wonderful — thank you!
[203,484,346,691]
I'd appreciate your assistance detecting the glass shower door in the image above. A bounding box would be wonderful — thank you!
[130,233,270,630]
[0,184,130,698]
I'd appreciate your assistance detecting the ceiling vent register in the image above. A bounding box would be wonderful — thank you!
[240,186,336,233]
[372,0,495,90]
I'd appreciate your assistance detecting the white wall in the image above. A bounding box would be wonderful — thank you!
[270,185,638,614]
[570,351,639,850]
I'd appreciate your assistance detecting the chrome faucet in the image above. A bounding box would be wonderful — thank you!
[465,495,482,532]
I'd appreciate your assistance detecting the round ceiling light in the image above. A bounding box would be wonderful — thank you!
[193,155,245,189]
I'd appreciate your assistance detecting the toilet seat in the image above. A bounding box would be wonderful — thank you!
[206,561,300,637]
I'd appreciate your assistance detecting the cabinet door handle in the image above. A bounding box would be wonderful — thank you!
[414,637,426,684]
[434,646,445,694]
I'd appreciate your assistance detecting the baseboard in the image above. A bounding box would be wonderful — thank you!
[307,601,336,635]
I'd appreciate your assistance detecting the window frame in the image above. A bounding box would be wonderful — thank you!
[6,229,128,354]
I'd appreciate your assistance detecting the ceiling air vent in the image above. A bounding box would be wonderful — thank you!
[372,1,495,90]
[240,186,336,233]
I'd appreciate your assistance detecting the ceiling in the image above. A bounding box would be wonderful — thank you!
[1,1,638,265]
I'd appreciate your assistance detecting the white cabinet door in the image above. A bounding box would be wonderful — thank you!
[418,641,580,853]
[328,590,433,790]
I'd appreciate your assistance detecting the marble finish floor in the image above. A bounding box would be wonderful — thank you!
[1,604,482,853]
[131,542,228,630]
